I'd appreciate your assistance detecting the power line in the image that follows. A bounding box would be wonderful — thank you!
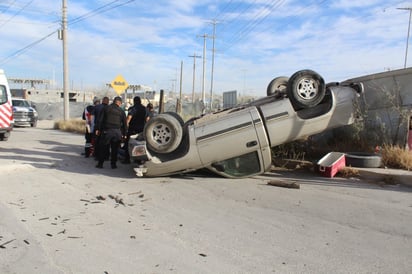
[212,0,235,21]
[0,30,57,65]
[0,0,33,29]
[214,0,257,38]
[223,0,284,50]
[0,0,17,17]
[214,0,285,53]
[69,0,135,26]
[0,0,136,65]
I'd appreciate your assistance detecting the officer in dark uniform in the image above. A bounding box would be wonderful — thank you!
[95,96,127,169]
[93,96,110,160]
[122,96,149,164]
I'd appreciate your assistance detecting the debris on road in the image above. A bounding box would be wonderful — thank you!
[108,194,125,206]
[0,238,16,249]
[96,195,106,200]
[267,180,300,189]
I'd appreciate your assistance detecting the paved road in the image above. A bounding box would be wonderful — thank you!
[0,121,411,274]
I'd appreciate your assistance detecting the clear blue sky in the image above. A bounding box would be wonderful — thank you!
[0,0,410,97]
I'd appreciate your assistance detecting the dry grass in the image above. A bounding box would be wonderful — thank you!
[381,145,412,171]
[337,166,360,178]
[54,119,85,134]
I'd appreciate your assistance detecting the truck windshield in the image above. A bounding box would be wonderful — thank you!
[0,86,7,104]
[12,99,30,107]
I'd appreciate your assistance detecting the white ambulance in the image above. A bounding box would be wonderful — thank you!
[0,69,13,141]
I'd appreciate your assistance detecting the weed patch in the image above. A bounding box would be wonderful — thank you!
[381,145,412,170]
[54,119,85,134]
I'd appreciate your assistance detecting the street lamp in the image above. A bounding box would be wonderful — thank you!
[398,7,412,68]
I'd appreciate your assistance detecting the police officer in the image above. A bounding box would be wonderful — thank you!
[122,96,149,164]
[95,96,127,169]
[93,96,110,160]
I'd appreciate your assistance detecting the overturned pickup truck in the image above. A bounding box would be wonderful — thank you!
[129,69,363,178]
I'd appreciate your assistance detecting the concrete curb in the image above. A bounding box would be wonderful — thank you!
[356,168,412,187]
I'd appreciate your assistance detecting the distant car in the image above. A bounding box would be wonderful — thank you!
[129,69,363,178]
[12,98,38,127]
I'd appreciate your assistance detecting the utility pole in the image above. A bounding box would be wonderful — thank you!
[62,0,69,120]
[188,52,201,103]
[177,60,183,115]
[197,34,208,109]
[209,20,219,111]
[398,7,412,68]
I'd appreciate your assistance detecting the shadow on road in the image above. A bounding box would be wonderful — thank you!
[0,131,137,179]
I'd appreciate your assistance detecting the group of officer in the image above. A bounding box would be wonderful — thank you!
[83,95,153,169]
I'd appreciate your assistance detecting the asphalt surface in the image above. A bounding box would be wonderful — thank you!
[0,121,411,274]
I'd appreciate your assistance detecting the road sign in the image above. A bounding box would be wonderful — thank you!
[111,75,129,95]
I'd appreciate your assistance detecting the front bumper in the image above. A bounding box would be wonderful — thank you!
[13,111,37,126]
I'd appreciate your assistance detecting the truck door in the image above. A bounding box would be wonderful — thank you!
[195,107,272,178]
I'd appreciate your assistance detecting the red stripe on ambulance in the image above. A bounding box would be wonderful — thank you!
[0,103,13,127]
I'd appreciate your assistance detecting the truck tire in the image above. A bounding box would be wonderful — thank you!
[0,133,9,141]
[287,70,325,109]
[267,76,288,97]
[163,111,184,126]
[144,113,183,154]
[345,152,382,168]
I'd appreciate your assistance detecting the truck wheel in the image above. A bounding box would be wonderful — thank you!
[163,112,184,126]
[287,70,325,109]
[31,120,37,127]
[144,113,183,154]
[0,132,9,141]
[267,76,288,97]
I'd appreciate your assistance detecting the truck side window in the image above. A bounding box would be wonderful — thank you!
[214,151,261,177]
